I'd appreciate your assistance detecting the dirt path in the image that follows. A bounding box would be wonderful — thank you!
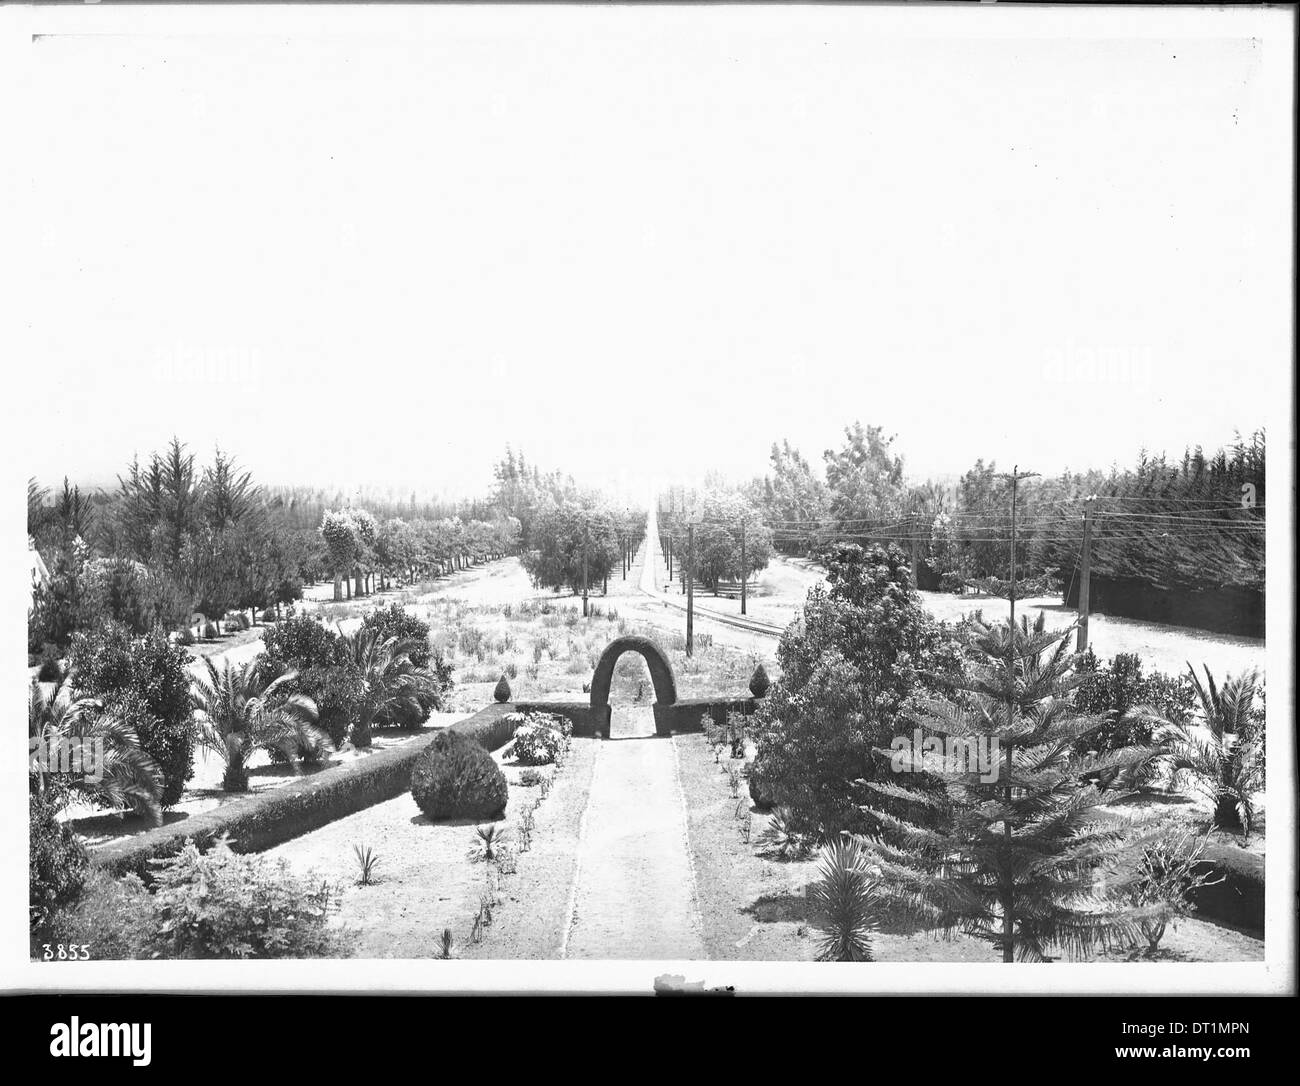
[561,706,705,960]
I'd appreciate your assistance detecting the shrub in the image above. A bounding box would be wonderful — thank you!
[36,643,64,683]
[30,793,89,939]
[147,838,344,959]
[749,543,963,838]
[411,729,508,821]
[519,768,545,787]
[508,712,571,766]
[1124,827,1223,957]
[1074,651,1196,752]
[360,604,454,723]
[69,622,196,808]
[260,616,365,752]
[41,868,154,960]
[362,603,431,664]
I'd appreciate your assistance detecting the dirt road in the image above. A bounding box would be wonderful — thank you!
[561,707,704,960]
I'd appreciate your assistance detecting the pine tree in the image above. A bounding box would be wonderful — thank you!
[862,615,1154,962]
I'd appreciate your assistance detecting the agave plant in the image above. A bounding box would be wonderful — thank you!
[1160,665,1264,839]
[469,823,509,863]
[340,629,432,748]
[28,677,164,824]
[353,843,381,887]
[758,806,810,859]
[191,659,328,792]
[808,833,880,962]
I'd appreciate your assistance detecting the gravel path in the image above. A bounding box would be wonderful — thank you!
[562,706,705,960]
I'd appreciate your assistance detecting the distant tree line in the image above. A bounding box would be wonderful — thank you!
[27,439,523,653]
[743,424,1264,633]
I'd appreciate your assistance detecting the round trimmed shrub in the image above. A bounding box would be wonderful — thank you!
[411,729,508,821]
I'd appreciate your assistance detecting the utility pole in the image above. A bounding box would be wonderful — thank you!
[581,517,589,618]
[667,534,673,581]
[996,465,1040,629]
[740,519,747,615]
[1077,495,1096,652]
[909,512,920,589]
[686,522,695,656]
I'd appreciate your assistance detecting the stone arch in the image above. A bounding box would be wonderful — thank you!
[589,635,678,737]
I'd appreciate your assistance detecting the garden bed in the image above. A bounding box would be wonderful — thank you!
[268,732,595,958]
[675,732,1265,963]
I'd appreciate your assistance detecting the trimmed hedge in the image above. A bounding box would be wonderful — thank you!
[447,702,520,752]
[90,704,524,881]
[91,731,434,881]
[1190,839,1265,935]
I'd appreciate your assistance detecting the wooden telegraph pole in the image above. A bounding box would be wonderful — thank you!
[740,518,747,615]
[1077,495,1096,652]
[909,512,920,589]
[686,522,695,656]
[996,464,1040,629]
[581,517,589,618]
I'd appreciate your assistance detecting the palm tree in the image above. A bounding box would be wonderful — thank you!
[339,629,431,748]
[28,677,164,824]
[190,659,328,792]
[1161,665,1264,839]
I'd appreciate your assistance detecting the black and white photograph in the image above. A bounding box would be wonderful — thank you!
[2,0,1294,1019]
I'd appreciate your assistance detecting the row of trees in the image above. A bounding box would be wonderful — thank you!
[748,423,1265,602]
[318,507,519,602]
[493,449,647,598]
[27,439,525,653]
[656,480,774,589]
[519,499,646,596]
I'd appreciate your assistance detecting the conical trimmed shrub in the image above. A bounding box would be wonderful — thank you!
[493,675,511,703]
[749,663,770,698]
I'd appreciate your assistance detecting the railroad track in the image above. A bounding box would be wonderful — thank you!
[638,588,787,638]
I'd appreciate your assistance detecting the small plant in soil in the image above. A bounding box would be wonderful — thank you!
[352,843,381,887]
[758,807,810,859]
[809,834,880,963]
[1124,826,1225,958]
[439,928,455,959]
[470,824,509,863]
[726,765,742,797]
[519,768,545,787]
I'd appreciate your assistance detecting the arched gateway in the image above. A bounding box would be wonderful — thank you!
[588,635,678,737]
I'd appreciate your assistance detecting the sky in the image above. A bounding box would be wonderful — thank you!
[9,5,1293,504]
